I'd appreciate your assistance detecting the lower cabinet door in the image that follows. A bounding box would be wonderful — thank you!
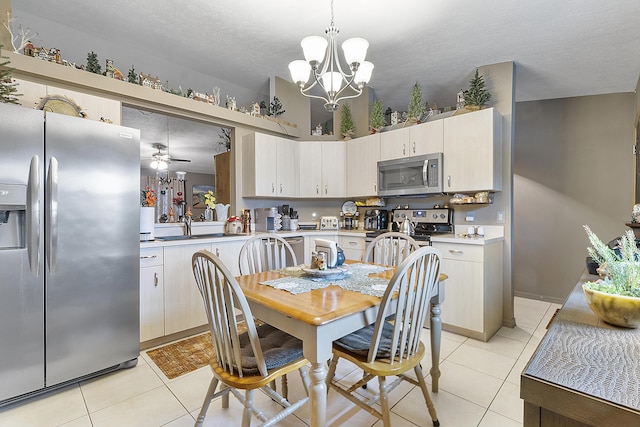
[164,244,210,335]
[140,265,164,342]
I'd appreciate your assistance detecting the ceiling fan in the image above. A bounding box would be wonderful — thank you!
[147,143,191,170]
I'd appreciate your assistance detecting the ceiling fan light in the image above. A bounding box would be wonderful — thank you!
[301,36,328,64]
[321,71,343,94]
[342,37,369,66]
[150,159,158,169]
[355,61,374,86]
[157,160,168,170]
[289,60,311,86]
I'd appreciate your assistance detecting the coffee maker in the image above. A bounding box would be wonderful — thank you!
[363,209,388,231]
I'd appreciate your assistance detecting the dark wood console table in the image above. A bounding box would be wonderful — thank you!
[521,270,640,426]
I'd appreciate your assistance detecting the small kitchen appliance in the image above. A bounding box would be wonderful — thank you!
[320,216,339,230]
[364,209,388,231]
[366,207,453,246]
[254,207,282,232]
[377,153,443,197]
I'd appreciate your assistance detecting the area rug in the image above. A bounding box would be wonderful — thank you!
[147,323,247,379]
[146,333,214,379]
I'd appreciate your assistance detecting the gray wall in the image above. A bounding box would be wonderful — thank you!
[514,92,636,302]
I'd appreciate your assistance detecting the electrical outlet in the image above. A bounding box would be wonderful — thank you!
[465,211,475,222]
[497,210,505,223]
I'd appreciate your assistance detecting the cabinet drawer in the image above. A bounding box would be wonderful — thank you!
[140,247,164,267]
[339,236,366,251]
[433,243,483,263]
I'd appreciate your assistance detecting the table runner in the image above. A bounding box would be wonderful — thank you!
[260,263,393,297]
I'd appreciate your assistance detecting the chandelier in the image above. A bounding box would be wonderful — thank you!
[288,0,374,112]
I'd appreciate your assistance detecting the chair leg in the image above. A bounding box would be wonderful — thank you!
[326,355,339,390]
[378,376,392,427]
[195,377,219,427]
[242,389,255,427]
[414,366,440,426]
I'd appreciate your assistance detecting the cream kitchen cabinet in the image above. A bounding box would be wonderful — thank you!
[346,133,380,197]
[14,79,122,124]
[139,247,164,342]
[432,240,503,341]
[163,243,211,335]
[443,107,502,192]
[380,120,444,161]
[298,141,345,198]
[210,239,245,277]
[243,132,297,198]
[338,235,366,262]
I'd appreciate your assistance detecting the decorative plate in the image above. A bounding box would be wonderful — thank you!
[36,95,85,117]
[302,266,349,278]
[341,201,357,215]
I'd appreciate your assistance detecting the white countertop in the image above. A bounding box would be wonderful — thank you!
[140,228,503,248]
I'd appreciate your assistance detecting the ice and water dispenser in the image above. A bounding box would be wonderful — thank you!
[0,183,27,250]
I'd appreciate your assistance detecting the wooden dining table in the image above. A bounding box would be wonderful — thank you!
[236,263,447,427]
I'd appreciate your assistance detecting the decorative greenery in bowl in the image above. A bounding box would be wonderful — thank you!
[583,225,640,327]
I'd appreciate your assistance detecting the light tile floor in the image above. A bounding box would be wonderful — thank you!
[0,297,561,427]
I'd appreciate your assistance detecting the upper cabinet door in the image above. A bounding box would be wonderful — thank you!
[298,141,323,197]
[347,133,380,198]
[443,108,502,193]
[380,126,410,161]
[242,132,278,197]
[410,120,444,156]
[321,141,345,198]
[276,137,298,198]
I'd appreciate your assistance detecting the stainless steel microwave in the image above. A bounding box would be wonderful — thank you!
[377,153,443,197]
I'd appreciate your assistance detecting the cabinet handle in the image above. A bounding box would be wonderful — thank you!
[140,255,157,259]
[216,248,220,257]
[449,249,464,254]
[348,241,357,246]
[402,144,406,156]
[316,185,319,194]
[447,175,451,188]
[412,141,416,153]
[153,272,158,287]
[325,185,328,194]
[272,183,275,193]
[374,183,377,192]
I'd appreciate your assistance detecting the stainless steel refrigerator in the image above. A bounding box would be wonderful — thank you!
[0,103,140,405]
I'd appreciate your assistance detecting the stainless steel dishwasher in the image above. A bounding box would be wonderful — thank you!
[284,236,305,266]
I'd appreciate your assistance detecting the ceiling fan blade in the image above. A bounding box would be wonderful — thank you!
[168,157,191,162]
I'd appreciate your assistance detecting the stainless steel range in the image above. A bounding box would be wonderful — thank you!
[365,208,453,246]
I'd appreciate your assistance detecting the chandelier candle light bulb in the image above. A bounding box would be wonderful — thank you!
[289,0,373,111]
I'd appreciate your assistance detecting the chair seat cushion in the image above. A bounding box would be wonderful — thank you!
[238,324,304,375]
[334,321,395,358]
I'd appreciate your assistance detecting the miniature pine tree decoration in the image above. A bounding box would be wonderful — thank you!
[369,99,385,132]
[340,103,355,139]
[408,82,426,122]
[86,51,101,74]
[463,69,491,109]
[0,45,21,104]
[268,96,285,117]
[127,66,138,84]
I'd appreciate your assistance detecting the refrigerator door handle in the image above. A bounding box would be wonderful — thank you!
[47,156,59,274]
[27,155,41,277]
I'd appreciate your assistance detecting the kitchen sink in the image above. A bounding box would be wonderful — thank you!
[154,233,236,241]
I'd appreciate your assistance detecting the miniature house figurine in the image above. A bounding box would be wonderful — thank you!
[250,102,260,116]
[391,111,399,125]
[226,96,236,111]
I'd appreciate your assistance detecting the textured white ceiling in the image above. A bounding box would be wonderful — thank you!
[10,0,640,173]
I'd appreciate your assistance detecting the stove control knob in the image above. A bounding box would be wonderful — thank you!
[432,213,438,219]
[440,213,446,219]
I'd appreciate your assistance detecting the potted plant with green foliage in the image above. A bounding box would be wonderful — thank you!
[582,225,640,328]
[340,103,355,140]
[407,82,425,123]
[369,99,385,133]
[0,44,21,104]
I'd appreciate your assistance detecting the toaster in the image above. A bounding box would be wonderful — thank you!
[320,216,339,230]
